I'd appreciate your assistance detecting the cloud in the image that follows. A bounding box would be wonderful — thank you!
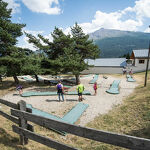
[18,29,54,51]
[134,0,150,18]
[22,0,61,15]
[144,27,150,33]
[4,0,62,15]
[18,29,44,51]
[66,10,143,34]
[3,0,20,14]
[75,0,150,34]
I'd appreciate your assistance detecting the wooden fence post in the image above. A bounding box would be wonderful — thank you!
[18,100,28,145]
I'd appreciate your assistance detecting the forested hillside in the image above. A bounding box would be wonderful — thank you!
[89,28,150,58]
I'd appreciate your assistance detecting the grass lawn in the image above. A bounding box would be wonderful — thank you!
[0,73,150,150]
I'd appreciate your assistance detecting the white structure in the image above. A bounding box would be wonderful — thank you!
[82,58,126,74]
[130,49,149,67]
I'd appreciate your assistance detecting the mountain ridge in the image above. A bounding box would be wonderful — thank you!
[89,28,150,58]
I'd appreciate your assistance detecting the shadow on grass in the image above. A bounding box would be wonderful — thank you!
[0,128,28,150]
[0,79,52,92]
[129,125,150,139]
[0,80,15,90]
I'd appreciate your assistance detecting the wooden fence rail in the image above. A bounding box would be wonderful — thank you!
[0,98,32,112]
[1,99,150,150]
[11,108,150,150]
[0,99,33,145]
[0,98,18,109]
[12,125,78,150]
[0,110,19,124]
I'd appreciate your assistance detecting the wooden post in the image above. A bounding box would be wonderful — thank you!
[18,100,28,145]
[144,42,150,87]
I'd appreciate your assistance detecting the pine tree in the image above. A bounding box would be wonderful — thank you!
[22,53,43,82]
[0,65,6,82]
[26,24,100,84]
[0,0,25,83]
[25,27,71,75]
[70,23,100,83]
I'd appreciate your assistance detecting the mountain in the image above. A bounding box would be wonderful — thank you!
[89,28,150,58]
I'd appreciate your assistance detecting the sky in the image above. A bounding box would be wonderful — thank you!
[4,0,150,50]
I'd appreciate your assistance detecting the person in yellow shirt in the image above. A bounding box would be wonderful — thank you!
[77,81,85,102]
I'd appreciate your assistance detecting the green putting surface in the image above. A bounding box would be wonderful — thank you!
[80,74,91,78]
[89,74,99,84]
[127,78,136,82]
[126,75,136,82]
[106,80,120,94]
[22,77,33,81]
[26,104,66,135]
[62,102,89,124]
[67,90,91,95]
[22,91,57,97]
[22,90,91,97]
[26,102,88,135]
[63,85,72,88]
[26,104,62,121]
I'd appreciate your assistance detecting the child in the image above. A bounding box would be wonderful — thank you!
[129,69,133,76]
[93,82,98,95]
[16,85,23,95]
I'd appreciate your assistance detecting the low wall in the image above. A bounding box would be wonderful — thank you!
[81,66,150,74]
[82,67,123,74]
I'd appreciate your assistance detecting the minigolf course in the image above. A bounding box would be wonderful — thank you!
[66,90,91,95]
[106,80,120,94]
[22,90,91,97]
[126,75,136,82]
[62,102,89,124]
[26,102,89,135]
[22,91,57,97]
[89,74,99,84]
[20,76,33,81]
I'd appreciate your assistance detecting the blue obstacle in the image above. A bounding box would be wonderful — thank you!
[106,80,120,94]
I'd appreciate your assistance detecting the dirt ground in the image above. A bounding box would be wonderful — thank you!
[1,74,138,126]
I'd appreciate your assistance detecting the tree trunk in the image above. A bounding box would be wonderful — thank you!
[13,75,19,84]
[0,75,2,82]
[75,74,80,85]
[35,74,39,82]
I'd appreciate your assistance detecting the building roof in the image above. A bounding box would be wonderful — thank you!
[133,49,149,58]
[85,58,126,67]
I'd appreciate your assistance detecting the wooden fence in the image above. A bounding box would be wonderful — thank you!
[0,98,150,150]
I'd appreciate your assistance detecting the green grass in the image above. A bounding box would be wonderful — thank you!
[70,72,150,150]
[0,73,150,149]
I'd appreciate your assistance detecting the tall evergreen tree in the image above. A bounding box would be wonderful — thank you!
[22,53,44,82]
[70,23,100,83]
[0,65,6,82]
[0,0,25,83]
[26,24,100,84]
[25,27,71,75]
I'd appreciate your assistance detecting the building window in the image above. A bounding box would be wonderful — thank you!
[139,60,145,64]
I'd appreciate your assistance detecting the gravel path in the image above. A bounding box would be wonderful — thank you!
[1,74,138,126]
